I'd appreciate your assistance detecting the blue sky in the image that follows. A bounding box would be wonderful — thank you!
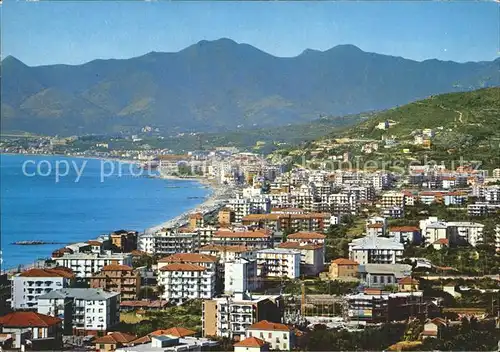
[2,1,499,66]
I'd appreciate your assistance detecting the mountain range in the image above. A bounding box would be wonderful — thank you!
[2,38,499,136]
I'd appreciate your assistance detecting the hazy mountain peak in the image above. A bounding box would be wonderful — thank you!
[2,55,28,67]
[326,44,364,53]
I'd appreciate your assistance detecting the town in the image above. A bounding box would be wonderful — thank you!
[0,143,499,351]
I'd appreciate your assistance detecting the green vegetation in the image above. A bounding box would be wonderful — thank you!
[116,299,203,337]
[303,323,406,351]
[287,88,500,170]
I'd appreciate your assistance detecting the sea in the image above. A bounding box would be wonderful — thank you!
[0,154,210,270]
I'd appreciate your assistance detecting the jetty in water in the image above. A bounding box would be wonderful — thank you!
[11,241,66,246]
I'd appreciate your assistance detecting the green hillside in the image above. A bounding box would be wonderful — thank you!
[286,88,500,170]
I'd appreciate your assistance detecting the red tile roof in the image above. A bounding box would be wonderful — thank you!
[367,223,384,229]
[130,335,151,345]
[120,300,168,308]
[278,242,323,250]
[87,240,103,246]
[248,320,291,332]
[0,312,61,328]
[331,258,359,265]
[398,276,419,285]
[198,245,251,253]
[159,263,207,272]
[158,253,217,263]
[389,226,419,232]
[101,264,133,271]
[150,327,196,337]
[434,238,449,245]
[234,337,268,348]
[287,232,326,239]
[19,268,74,279]
[95,332,136,345]
[214,230,270,238]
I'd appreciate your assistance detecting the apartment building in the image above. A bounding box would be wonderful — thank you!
[157,253,218,272]
[52,252,132,280]
[157,263,216,304]
[109,230,138,253]
[227,196,271,222]
[277,241,324,275]
[37,288,120,336]
[443,192,468,206]
[10,268,74,310]
[243,212,330,233]
[286,231,326,247]
[423,221,448,244]
[153,229,201,256]
[188,213,205,229]
[137,233,155,254]
[326,193,358,215]
[419,191,445,205]
[467,202,500,217]
[198,226,218,246]
[472,185,500,204]
[256,249,301,279]
[446,222,484,247]
[349,235,404,265]
[218,208,236,226]
[202,292,283,339]
[213,230,272,250]
[198,245,256,264]
[388,226,421,245]
[224,259,260,294]
[346,290,426,323]
[380,191,405,208]
[284,213,331,233]
[383,206,404,219]
[246,320,294,351]
[90,264,140,300]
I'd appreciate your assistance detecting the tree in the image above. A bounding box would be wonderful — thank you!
[157,284,165,307]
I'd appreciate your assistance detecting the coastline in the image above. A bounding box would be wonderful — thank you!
[1,153,224,274]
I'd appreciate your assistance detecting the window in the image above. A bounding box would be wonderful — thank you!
[283,343,287,349]
[268,333,272,338]
[100,344,105,349]
[373,276,377,283]
[248,332,252,337]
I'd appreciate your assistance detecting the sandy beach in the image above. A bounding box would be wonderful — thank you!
[144,177,234,234]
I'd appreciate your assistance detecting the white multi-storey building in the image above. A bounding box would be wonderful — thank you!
[199,245,257,264]
[10,268,74,310]
[213,230,272,250]
[228,196,271,222]
[202,292,283,340]
[256,249,301,279]
[224,259,260,294]
[153,229,200,256]
[157,263,216,304]
[380,191,405,208]
[137,233,155,254]
[52,252,132,279]
[446,222,484,247]
[37,288,120,335]
[349,235,404,265]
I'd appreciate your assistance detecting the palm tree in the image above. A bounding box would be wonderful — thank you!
[157,284,165,309]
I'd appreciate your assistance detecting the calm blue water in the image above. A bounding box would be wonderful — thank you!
[0,154,209,270]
